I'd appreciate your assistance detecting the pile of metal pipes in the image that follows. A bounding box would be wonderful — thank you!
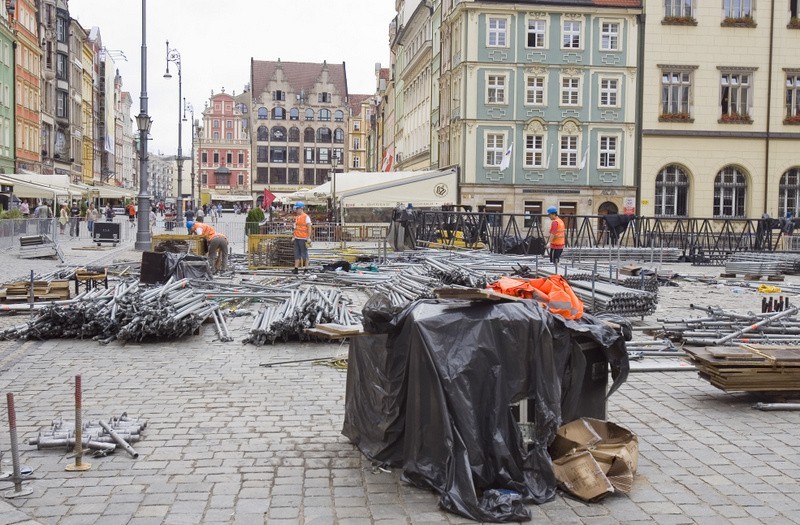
[560,246,684,263]
[658,306,800,346]
[0,277,231,343]
[727,252,800,274]
[723,260,784,276]
[29,413,147,458]
[567,279,657,317]
[245,285,361,345]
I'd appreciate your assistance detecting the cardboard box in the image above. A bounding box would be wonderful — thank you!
[549,418,639,501]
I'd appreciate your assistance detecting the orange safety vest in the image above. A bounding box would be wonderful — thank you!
[194,223,216,238]
[294,212,310,239]
[550,217,566,248]
[487,275,584,320]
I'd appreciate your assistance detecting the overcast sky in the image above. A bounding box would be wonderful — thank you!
[68,0,396,155]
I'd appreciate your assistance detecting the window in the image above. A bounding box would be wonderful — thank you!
[213,119,220,128]
[559,135,578,167]
[599,78,618,107]
[288,169,299,185]
[305,108,314,121]
[485,132,505,166]
[487,17,508,47]
[353,137,361,149]
[271,126,286,141]
[257,125,268,141]
[56,16,66,42]
[226,120,233,128]
[779,169,800,218]
[272,107,286,120]
[714,166,747,217]
[665,0,693,17]
[661,70,692,115]
[256,146,268,162]
[655,165,689,216]
[317,147,330,163]
[303,168,315,185]
[288,147,299,163]
[56,53,67,81]
[561,77,580,106]
[526,76,545,105]
[201,172,208,185]
[226,132,233,140]
[600,22,620,51]
[272,90,285,101]
[289,108,299,120]
[270,147,286,163]
[269,168,286,185]
[598,136,618,168]
[319,109,331,121]
[524,201,543,227]
[317,127,332,143]
[786,74,800,119]
[304,147,315,163]
[238,152,244,164]
[334,110,344,122]
[562,20,581,49]
[720,72,751,117]
[56,91,68,118]
[524,134,544,168]
[353,121,360,131]
[238,173,245,186]
[353,156,361,168]
[334,128,344,143]
[201,152,208,164]
[213,132,220,140]
[288,127,300,142]
[526,19,546,48]
[304,127,315,142]
[257,107,268,119]
[213,152,219,163]
[487,75,506,104]
[226,152,233,164]
[724,0,752,18]
[318,92,331,103]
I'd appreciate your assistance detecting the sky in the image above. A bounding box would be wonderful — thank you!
[68,0,396,155]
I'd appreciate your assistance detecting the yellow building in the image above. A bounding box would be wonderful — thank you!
[347,94,371,171]
[641,0,800,219]
[81,36,95,184]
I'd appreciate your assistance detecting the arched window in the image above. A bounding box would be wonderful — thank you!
[271,126,287,142]
[319,109,331,122]
[289,108,299,121]
[333,128,344,143]
[272,107,286,120]
[257,107,268,119]
[304,127,316,142]
[655,165,689,217]
[714,166,747,218]
[779,168,800,218]
[317,127,332,143]
[334,110,344,122]
[305,108,314,121]
[257,125,268,142]
[288,127,300,142]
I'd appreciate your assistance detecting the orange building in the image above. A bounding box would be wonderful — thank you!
[13,0,41,172]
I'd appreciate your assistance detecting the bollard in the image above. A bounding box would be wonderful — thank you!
[65,375,91,472]
[3,393,34,497]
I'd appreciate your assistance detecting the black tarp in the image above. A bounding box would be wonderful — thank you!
[343,298,628,522]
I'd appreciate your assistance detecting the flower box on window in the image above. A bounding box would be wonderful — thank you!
[659,112,694,123]
[784,115,800,125]
[662,16,698,26]
[789,17,800,29]
[721,16,756,27]
[718,113,753,124]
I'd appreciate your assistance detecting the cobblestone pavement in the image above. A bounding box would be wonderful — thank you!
[1,249,799,523]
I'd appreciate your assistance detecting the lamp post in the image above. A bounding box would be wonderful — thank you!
[134,0,153,251]
[330,154,339,225]
[196,121,203,207]
[183,99,195,209]
[164,41,185,215]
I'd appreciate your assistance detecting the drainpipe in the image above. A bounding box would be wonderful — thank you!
[763,0,775,215]
[633,12,646,215]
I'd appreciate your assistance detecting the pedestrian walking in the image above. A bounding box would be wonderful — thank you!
[546,206,566,267]
[20,200,30,218]
[34,201,51,234]
[70,200,81,237]
[184,206,195,234]
[126,202,137,227]
[292,202,312,274]
[59,204,69,235]
[86,203,99,236]
[105,204,115,222]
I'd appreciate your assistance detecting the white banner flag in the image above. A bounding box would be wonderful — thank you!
[499,143,513,171]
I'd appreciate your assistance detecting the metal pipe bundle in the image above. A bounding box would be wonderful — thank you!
[658,306,800,345]
[0,279,231,343]
[30,414,147,458]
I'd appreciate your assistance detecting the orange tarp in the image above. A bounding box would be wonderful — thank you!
[488,275,584,320]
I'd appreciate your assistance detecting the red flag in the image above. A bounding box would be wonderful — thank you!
[263,189,276,208]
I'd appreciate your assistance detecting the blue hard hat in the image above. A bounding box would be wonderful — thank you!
[547,206,558,214]
[294,201,305,209]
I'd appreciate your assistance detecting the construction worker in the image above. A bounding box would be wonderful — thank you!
[193,216,228,274]
[292,201,312,274]
[546,206,566,267]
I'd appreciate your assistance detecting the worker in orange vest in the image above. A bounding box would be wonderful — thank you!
[546,206,566,267]
[292,202,312,274]
[193,216,228,274]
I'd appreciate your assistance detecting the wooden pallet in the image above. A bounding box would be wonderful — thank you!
[684,345,800,393]
[0,280,71,303]
[719,273,785,281]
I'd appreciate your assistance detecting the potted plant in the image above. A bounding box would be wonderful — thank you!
[721,15,756,27]
[659,112,693,122]
[245,206,265,236]
[719,112,752,123]
[789,17,800,29]
[662,15,698,25]
[783,114,800,125]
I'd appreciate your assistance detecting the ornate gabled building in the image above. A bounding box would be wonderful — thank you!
[347,94,372,172]
[248,59,349,202]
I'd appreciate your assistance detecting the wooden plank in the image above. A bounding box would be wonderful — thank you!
[313,323,364,336]
[433,287,523,302]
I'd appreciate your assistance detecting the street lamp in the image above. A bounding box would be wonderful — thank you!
[134,0,153,251]
[183,99,196,209]
[330,154,339,225]
[164,41,185,215]
[196,121,203,207]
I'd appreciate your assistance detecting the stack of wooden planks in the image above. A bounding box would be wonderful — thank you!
[684,345,800,393]
[0,280,71,303]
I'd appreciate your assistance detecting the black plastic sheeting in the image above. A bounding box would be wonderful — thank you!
[343,298,628,522]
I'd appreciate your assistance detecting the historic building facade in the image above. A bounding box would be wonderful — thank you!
[13,0,41,173]
[80,29,94,184]
[640,0,800,219]
[0,3,15,174]
[196,90,251,203]
[248,59,349,201]
[347,94,371,171]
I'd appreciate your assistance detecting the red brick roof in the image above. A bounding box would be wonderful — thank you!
[349,94,372,117]
[379,68,390,81]
[251,60,348,100]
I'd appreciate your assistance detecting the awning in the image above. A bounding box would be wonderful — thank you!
[89,184,134,199]
[0,175,67,200]
[1,173,87,200]
[210,193,253,202]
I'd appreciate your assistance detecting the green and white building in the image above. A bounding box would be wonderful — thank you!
[0,3,15,174]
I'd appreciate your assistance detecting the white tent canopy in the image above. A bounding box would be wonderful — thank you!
[88,184,134,199]
[210,193,253,202]
[0,175,67,200]
[305,169,458,210]
[2,173,86,201]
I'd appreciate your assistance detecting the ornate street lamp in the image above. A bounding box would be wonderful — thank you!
[196,121,203,206]
[183,99,196,209]
[134,0,153,251]
[164,41,185,215]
